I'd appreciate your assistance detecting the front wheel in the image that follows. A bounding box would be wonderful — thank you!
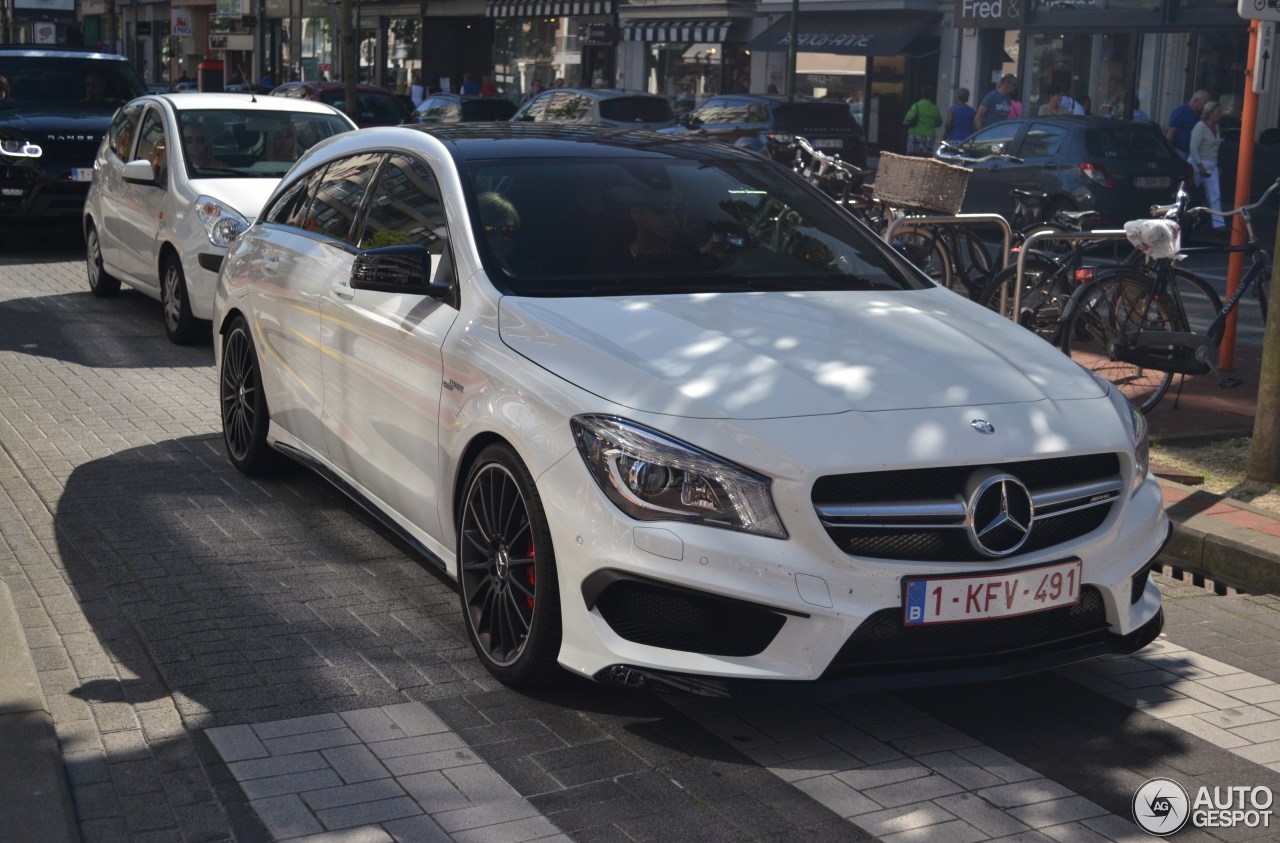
[1060,270,1177,412]
[458,443,562,688]
[219,317,281,476]
[162,255,202,345]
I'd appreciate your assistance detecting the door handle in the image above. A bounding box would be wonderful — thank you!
[331,282,354,300]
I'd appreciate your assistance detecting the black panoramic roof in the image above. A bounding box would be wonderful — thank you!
[414,123,762,162]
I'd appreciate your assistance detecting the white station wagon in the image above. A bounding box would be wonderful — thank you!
[84,93,356,342]
[212,125,1168,696]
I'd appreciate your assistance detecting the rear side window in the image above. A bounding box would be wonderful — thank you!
[598,96,674,124]
[1019,123,1071,158]
[1085,127,1174,159]
[771,104,856,132]
[358,93,405,124]
[546,92,592,121]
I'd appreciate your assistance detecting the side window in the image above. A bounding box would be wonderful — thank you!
[746,103,768,123]
[133,107,168,180]
[1018,123,1071,158]
[108,102,143,159]
[355,154,448,257]
[965,123,1020,157]
[305,152,383,244]
[264,165,326,228]
[520,93,550,121]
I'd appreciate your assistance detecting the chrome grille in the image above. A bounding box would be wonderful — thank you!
[813,454,1122,562]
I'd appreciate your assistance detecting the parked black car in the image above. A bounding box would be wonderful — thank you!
[510,88,676,131]
[412,93,517,123]
[939,116,1191,227]
[0,48,146,224]
[661,95,867,170]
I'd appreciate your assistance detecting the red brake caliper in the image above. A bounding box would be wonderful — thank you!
[525,539,536,610]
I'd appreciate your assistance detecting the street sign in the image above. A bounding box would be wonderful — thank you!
[1257,21,1276,92]
[1240,0,1280,22]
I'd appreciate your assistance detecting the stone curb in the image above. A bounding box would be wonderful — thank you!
[1159,479,1280,595]
[0,579,81,843]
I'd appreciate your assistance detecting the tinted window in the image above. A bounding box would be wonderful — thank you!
[964,123,1021,156]
[356,155,448,254]
[307,153,382,244]
[694,99,752,124]
[545,92,591,121]
[464,157,918,296]
[1018,123,1072,158]
[108,101,143,159]
[771,103,856,132]
[1085,126,1175,159]
[0,56,144,106]
[265,165,325,227]
[597,96,674,124]
[516,93,551,121]
[460,99,517,121]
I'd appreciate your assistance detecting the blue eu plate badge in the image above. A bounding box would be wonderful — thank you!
[904,579,928,625]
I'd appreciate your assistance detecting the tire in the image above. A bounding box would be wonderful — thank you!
[458,443,562,688]
[86,222,120,298]
[161,254,201,345]
[893,227,954,292]
[1060,269,1178,412]
[948,225,996,299]
[219,316,281,476]
[976,256,1068,343]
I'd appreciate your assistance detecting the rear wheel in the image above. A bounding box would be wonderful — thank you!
[1060,269,1180,412]
[86,222,120,298]
[458,443,562,688]
[977,255,1069,343]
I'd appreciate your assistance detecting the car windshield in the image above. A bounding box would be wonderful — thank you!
[465,156,920,296]
[1084,125,1175,159]
[597,97,674,124]
[0,56,145,108]
[178,109,353,178]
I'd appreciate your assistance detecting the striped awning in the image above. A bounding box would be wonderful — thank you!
[622,20,732,43]
[486,0,613,17]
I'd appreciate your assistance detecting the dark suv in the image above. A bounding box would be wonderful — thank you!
[663,95,867,170]
[0,48,146,223]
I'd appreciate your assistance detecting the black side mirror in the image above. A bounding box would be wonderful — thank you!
[351,244,451,300]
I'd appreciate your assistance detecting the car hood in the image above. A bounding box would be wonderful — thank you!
[498,289,1103,419]
[188,178,280,221]
[0,107,113,154]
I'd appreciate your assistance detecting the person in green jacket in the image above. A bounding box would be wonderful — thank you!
[904,85,942,155]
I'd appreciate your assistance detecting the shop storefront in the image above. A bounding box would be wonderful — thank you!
[619,17,751,103]
[746,8,942,153]
[487,0,617,95]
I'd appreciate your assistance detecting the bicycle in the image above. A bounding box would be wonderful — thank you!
[1058,179,1275,412]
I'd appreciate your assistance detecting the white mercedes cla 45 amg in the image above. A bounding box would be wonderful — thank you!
[212,124,1168,697]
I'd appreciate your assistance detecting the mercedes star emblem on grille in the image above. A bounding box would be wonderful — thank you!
[965,472,1034,556]
[970,419,995,434]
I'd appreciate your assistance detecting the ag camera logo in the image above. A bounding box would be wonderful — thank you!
[1133,777,1190,836]
[1133,777,1274,835]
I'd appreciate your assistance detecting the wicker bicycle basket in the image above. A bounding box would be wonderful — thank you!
[872,152,973,215]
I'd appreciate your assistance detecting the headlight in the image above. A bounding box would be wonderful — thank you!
[1095,375,1149,494]
[0,139,41,158]
[195,196,248,247]
[571,415,786,538]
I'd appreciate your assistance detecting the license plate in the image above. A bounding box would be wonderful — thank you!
[903,559,1081,625]
[1133,176,1170,188]
[71,167,95,182]
[812,138,843,149]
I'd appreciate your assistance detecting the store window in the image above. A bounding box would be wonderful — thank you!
[494,17,572,95]
[645,43,748,104]
[1026,32,1133,117]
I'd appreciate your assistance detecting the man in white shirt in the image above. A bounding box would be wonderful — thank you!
[1058,93,1086,116]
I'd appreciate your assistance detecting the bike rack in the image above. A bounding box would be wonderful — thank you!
[1011,229,1129,321]
[883,213,1014,283]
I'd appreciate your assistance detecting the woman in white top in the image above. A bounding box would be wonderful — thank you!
[1188,101,1226,232]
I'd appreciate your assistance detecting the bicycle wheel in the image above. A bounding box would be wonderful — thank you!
[947,225,997,299]
[976,255,1070,343]
[893,226,955,292]
[1060,269,1176,413]
[1258,262,1269,324]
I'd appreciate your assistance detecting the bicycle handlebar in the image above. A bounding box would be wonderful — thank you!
[790,136,865,178]
[934,140,1023,165]
[1149,177,1280,219]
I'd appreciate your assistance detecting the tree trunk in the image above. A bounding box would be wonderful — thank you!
[1247,214,1280,482]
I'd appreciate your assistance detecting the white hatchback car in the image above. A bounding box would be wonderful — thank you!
[213,125,1168,696]
[84,93,356,343]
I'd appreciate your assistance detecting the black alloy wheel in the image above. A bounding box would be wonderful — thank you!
[219,317,279,476]
[458,443,561,687]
